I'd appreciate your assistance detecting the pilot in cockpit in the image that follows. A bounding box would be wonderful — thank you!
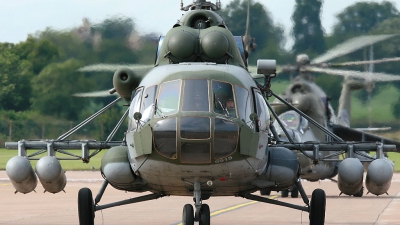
[225,97,236,117]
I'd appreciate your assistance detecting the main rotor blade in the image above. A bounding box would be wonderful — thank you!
[305,66,400,82]
[78,64,153,72]
[73,90,118,97]
[311,34,397,64]
[330,57,400,67]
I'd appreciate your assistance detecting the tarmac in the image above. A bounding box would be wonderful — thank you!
[1,170,400,225]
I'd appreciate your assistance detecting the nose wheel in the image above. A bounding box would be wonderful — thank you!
[182,204,194,225]
[199,204,210,225]
[182,203,210,225]
[182,178,211,225]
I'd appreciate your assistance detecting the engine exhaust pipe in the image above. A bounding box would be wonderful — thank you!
[6,156,38,194]
[36,156,67,193]
[366,158,394,195]
[337,158,364,195]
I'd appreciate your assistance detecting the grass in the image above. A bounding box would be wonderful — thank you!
[0,148,105,170]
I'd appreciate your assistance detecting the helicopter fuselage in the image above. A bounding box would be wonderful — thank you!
[101,63,295,196]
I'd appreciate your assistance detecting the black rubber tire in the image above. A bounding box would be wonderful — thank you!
[182,204,194,225]
[260,189,271,196]
[281,189,289,198]
[309,188,326,225]
[199,204,210,225]
[291,186,299,198]
[78,188,95,225]
[353,186,364,197]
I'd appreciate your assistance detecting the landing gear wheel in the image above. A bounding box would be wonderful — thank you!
[260,189,271,195]
[353,186,364,197]
[199,204,210,225]
[281,189,289,197]
[182,204,194,225]
[78,188,95,225]
[291,186,299,198]
[309,189,326,225]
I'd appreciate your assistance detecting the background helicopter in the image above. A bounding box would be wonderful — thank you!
[265,34,400,197]
[4,1,400,225]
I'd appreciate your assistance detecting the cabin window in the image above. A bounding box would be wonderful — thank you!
[140,85,157,123]
[153,118,177,159]
[128,87,143,130]
[235,85,253,129]
[254,90,270,132]
[182,79,209,112]
[156,80,181,118]
[212,81,237,118]
[214,118,238,159]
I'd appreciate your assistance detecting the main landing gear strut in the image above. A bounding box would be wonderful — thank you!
[241,179,326,225]
[77,180,165,225]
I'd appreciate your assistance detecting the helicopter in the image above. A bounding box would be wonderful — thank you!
[267,35,400,197]
[4,1,399,225]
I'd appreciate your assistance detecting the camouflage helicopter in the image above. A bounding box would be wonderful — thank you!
[268,35,400,197]
[4,1,399,225]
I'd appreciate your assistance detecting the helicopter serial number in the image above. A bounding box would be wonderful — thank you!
[215,156,233,164]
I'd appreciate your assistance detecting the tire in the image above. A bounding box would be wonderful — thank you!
[78,188,95,225]
[291,186,299,198]
[281,189,289,198]
[309,189,326,225]
[199,204,210,225]
[182,204,194,225]
[260,189,271,196]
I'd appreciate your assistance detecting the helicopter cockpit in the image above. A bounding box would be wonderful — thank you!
[273,110,317,143]
[127,76,270,164]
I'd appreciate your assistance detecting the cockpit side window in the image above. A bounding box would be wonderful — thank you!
[156,80,181,118]
[212,81,237,118]
[182,79,209,112]
[140,85,157,123]
[128,87,144,131]
[254,90,270,132]
[235,85,253,128]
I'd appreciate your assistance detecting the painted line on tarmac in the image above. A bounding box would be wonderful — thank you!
[172,195,278,225]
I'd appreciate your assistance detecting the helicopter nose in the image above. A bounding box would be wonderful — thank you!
[152,116,238,164]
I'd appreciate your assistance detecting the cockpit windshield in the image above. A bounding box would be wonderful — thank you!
[277,111,308,131]
[156,80,181,117]
[212,81,237,118]
[182,79,209,112]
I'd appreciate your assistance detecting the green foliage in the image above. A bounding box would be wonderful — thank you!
[30,59,93,120]
[0,43,34,111]
[220,0,288,64]
[291,0,326,56]
[330,1,399,44]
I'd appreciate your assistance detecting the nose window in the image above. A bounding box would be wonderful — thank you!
[180,117,210,139]
[214,118,238,159]
[181,143,211,164]
[153,118,177,159]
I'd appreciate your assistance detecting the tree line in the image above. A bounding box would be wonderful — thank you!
[1,0,400,145]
